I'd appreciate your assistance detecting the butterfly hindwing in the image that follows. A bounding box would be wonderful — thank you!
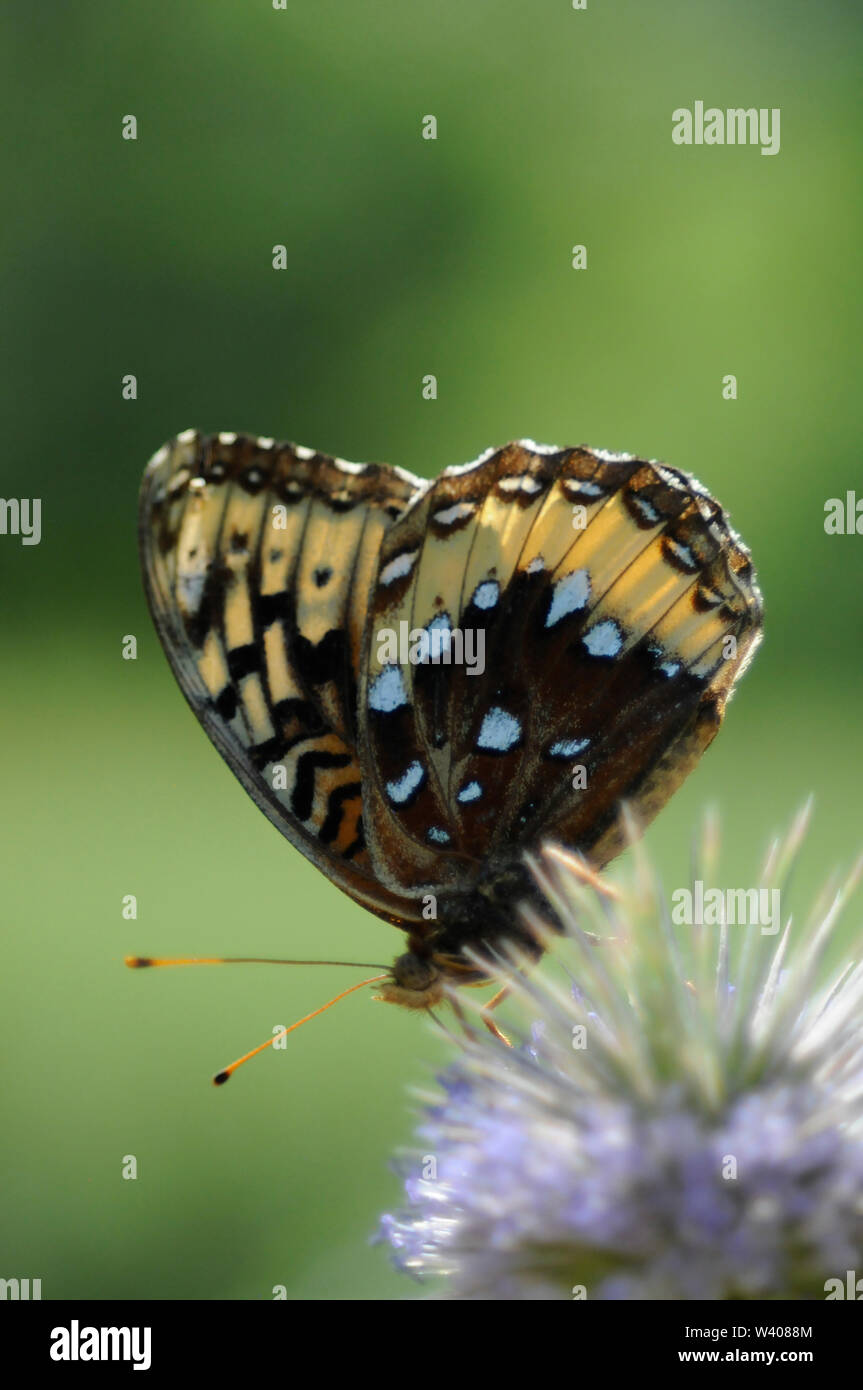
[360,442,762,885]
[490,452,762,867]
[139,430,427,925]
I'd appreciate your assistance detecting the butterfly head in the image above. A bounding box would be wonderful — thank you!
[377,934,496,1009]
[375,945,447,1010]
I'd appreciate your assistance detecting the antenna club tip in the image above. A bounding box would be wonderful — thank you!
[125,955,153,968]
[213,1070,231,1086]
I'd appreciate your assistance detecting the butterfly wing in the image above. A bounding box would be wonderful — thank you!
[360,441,762,888]
[139,429,428,926]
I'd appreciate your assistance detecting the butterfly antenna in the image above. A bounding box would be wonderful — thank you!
[125,955,388,969]
[211,973,388,1086]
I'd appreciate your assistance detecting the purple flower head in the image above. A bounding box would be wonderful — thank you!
[379,807,863,1299]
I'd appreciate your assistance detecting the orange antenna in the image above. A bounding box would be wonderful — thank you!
[211,973,388,1086]
[125,955,387,969]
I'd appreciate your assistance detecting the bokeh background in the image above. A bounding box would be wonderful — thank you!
[2,0,862,1300]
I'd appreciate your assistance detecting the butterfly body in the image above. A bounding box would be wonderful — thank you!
[139,431,762,1010]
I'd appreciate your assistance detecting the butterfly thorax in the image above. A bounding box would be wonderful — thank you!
[378,855,546,1009]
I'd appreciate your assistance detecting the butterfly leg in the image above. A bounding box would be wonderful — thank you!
[480,986,512,1047]
[448,988,512,1047]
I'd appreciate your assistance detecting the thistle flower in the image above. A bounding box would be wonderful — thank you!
[378,806,863,1299]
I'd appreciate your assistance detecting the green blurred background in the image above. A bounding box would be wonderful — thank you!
[2,0,861,1300]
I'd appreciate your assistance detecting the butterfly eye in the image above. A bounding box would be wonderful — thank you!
[392,952,438,992]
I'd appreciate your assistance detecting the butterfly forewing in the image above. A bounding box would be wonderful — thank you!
[139,430,427,924]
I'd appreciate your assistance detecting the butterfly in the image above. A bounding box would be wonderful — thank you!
[137,429,762,1048]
